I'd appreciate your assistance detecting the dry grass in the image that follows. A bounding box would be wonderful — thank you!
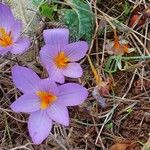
[0,0,150,150]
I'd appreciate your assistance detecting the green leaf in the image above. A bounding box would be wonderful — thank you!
[60,0,94,43]
[106,122,114,130]
[126,108,133,113]
[104,56,123,73]
[124,1,131,16]
[39,3,55,19]
[104,56,119,73]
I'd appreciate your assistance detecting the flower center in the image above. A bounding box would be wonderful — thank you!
[54,51,70,69]
[0,28,13,47]
[36,91,57,109]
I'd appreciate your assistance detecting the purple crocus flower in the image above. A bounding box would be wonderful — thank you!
[40,28,88,83]
[0,3,30,55]
[10,66,88,144]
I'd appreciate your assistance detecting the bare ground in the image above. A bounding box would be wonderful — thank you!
[0,0,150,150]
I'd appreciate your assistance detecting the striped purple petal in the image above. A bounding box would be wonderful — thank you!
[12,66,41,93]
[28,110,52,144]
[57,83,88,106]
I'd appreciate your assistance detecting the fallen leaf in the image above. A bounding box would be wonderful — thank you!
[105,30,135,55]
[109,143,129,150]
[92,86,107,108]
[128,4,147,29]
[98,78,112,96]
[92,78,113,107]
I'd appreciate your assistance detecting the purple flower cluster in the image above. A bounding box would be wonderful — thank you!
[0,3,89,144]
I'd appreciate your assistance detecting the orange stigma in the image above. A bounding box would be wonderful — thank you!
[0,28,13,47]
[36,91,57,109]
[54,51,70,69]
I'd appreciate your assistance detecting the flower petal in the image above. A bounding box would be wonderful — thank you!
[63,41,88,61]
[43,28,69,49]
[40,44,65,83]
[0,46,12,55]
[28,110,52,144]
[10,93,40,113]
[11,37,30,54]
[62,63,83,78]
[40,44,59,66]
[37,79,59,95]
[11,20,22,41]
[47,103,69,126]
[0,4,15,31]
[47,66,65,84]
[12,66,41,93]
[57,83,88,106]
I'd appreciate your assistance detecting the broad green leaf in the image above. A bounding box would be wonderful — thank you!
[61,9,79,41]
[60,0,94,43]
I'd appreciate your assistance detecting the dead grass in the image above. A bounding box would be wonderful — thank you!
[0,0,150,150]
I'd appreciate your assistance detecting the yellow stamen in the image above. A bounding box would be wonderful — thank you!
[54,51,70,69]
[0,28,13,47]
[36,91,57,109]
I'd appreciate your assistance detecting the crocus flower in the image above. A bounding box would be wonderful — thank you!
[10,66,88,144]
[40,28,88,83]
[0,3,30,55]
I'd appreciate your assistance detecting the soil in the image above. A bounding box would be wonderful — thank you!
[0,0,150,150]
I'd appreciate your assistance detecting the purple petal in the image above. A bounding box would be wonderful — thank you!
[11,37,30,54]
[0,46,12,55]
[0,4,15,32]
[97,96,107,108]
[37,79,59,95]
[40,44,65,83]
[47,66,65,84]
[28,110,52,144]
[47,103,69,126]
[57,83,88,106]
[10,93,40,113]
[92,87,107,108]
[11,20,22,41]
[63,41,88,61]
[12,66,41,93]
[62,63,83,78]
[43,28,69,49]
[40,44,59,65]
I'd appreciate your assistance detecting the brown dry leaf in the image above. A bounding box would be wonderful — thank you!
[112,31,129,55]
[128,4,147,29]
[105,31,135,55]
[92,86,107,108]
[92,78,113,108]
[109,143,129,150]
[98,78,112,96]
